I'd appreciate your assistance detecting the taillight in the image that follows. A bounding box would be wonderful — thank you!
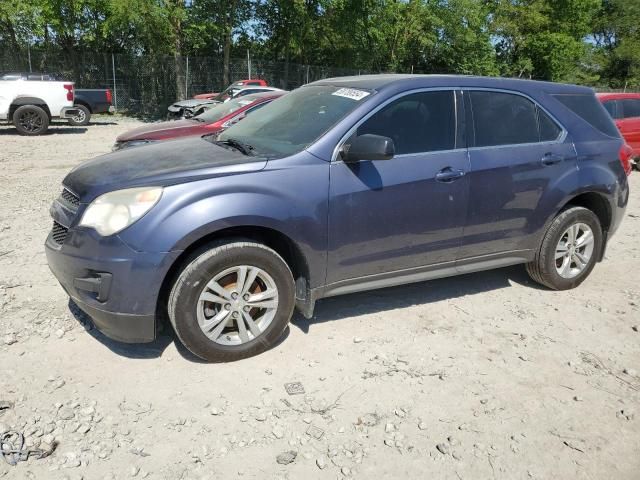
[619,143,634,176]
[105,89,112,104]
[63,83,74,101]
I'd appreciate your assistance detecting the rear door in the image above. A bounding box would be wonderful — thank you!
[326,89,470,285]
[459,89,577,263]
[618,98,640,150]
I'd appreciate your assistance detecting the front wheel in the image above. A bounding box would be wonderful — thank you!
[526,206,603,290]
[168,241,295,362]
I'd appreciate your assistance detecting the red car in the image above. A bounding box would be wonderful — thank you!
[597,92,640,163]
[193,79,269,100]
[114,91,284,150]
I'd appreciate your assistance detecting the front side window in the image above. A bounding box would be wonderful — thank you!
[354,91,456,155]
[470,91,540,147]
[621,99,640,119]
[218,85,373,157]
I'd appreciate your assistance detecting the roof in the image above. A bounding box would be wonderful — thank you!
[307,74,593,95]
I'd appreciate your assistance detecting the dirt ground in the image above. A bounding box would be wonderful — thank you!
[0,117,638,480]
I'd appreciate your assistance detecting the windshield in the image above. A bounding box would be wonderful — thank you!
[195,96,257,123]
[218,85,373,157]
[214,87,240,102]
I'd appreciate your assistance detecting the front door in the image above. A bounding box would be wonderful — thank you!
[326,90,470,285]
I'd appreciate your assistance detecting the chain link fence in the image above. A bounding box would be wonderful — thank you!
[0,49,366,118]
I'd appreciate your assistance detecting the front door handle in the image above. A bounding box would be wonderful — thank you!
[435,167,466,182]
[541,153,564,166]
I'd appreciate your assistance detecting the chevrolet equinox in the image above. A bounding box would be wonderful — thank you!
[46,75,630,361]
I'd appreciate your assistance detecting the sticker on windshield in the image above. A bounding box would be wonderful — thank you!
[332,88,371,101]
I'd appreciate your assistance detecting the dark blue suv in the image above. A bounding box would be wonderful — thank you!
[46,75,630,361]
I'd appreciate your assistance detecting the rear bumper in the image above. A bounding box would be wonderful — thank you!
[59,107,80,119]
[45,226,180,343]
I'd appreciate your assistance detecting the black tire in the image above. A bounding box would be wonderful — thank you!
[68,104,91,126]
[168,241,295,362]
[526,206,603,290]
[13,105,49,135]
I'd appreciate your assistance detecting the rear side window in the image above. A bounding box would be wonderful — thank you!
[356,90,456,154]
[553,94,620,137]
[470,91,540,147]
[621,99,640,119]
[537,106,562,141]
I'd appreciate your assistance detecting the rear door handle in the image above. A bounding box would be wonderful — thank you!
[541,153,564,166]
[435,167,466,182]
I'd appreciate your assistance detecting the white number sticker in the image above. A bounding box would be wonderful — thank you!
[332,88,371,101]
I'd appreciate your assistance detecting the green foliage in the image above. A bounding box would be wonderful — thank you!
[0,0,638,87]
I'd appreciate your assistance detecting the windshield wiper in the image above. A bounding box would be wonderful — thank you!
[214,138,255,156]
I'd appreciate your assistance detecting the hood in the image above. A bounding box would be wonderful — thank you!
[193,92,218,100]
[64,136,267,200]
[116,119,213,142]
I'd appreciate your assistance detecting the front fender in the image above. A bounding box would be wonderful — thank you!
[118,153,330,287]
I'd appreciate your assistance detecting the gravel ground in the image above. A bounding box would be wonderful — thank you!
[0,117,639,479]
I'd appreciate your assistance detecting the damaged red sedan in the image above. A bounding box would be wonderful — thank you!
[113,91,285,150]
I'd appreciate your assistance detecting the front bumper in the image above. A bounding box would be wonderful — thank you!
[59,107,81,119]
[45,225,180,343]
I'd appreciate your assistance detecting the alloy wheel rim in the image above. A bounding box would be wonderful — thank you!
[196,265,279,345]
[19,111,43,132]
[73,110,86,123]
[555,222,595,279]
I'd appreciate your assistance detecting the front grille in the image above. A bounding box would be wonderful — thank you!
[60,188,80,208]
[52,221,69,245]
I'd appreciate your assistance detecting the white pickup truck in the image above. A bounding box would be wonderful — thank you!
[0,78,80,135]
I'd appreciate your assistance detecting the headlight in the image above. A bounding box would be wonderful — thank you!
[79,187,163,236]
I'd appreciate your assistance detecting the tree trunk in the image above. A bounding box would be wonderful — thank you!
[223,28,231,86]
[169,0,186,100]
[222,0,238,87]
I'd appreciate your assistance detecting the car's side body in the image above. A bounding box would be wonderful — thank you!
[46,75,628,344]
[167,87,282,119]
[597,92,640,156]
[0,78,78,121]
[74,89,114,115]
[193,79,268,100]
[114,92,284,150]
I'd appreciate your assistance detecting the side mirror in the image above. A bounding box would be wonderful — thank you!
[341,134,395,162]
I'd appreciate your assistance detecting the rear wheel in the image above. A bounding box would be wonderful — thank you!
[168,241,295,362]
[526,206,603,290]
[13,105,49,135]
[68,105,91,126]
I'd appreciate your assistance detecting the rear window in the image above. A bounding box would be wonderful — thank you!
[553,94,620,138]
